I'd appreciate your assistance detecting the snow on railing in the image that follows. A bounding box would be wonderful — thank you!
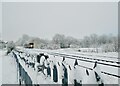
[12,52,33,85]
[12,49,119,85]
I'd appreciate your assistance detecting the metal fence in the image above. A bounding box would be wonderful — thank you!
[12,49,119,85]
[12,52,32,85]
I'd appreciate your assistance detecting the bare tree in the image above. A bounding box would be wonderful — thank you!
[52,34,66,48]
[16,34,30,46]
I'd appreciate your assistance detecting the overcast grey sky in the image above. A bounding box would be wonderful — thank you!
[2,2,118,41]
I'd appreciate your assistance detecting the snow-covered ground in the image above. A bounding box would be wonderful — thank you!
[21,48,119,76]
[16,47,119,84]
[0,49,18,84]
[1,47,119,85]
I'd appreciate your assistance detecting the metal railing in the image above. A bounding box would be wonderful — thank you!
[13,49,120,85]
[12,52,33,85]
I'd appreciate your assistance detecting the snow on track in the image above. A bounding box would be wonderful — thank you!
[16,47,119,84]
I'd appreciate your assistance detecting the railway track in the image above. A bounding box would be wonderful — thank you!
[76,53,119,59]
[46,52,120,78]
[51,52,120,64]
[43,52,120,67]
[77,65,120,78]
[16,48,120,79]
[48,53,120,68]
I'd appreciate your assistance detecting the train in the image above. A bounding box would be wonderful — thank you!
[24,43,34,49]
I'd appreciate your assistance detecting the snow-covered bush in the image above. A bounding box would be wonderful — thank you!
[6,41,15,55]
[0,40,6,49]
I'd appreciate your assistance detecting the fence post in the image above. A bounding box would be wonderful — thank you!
[53,65,58,82]
[62,63,68,86]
